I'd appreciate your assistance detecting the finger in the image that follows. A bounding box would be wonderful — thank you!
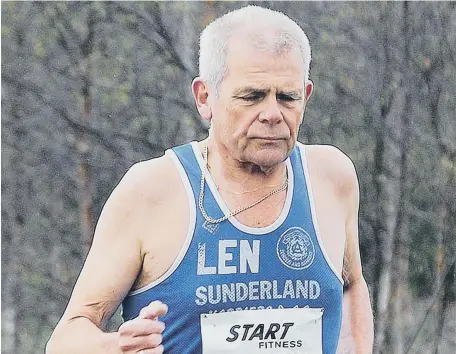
[139,345,164,354]
[139,301,168,320]
[119,319,165,337]
[118,333,163,352]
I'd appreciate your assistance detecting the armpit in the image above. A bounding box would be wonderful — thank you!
[342,252,351,292]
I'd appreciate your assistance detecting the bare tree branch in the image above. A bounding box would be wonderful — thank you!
[2,74,166,157]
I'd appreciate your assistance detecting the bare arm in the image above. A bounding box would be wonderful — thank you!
[337,289,356,354]
[344,278,374,353]
[46,162,161,353]
[306,145,373,353]
[339,163,374,353]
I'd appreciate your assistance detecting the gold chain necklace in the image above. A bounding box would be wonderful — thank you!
[198,142,288,224]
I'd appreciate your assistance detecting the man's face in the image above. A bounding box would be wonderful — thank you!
[209,39,312,168]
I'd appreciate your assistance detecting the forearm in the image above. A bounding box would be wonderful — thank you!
[336,291,356,354]
[347,278,374,353]
[46,317,121,354]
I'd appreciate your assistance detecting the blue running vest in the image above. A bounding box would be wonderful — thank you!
[122,141,343,354]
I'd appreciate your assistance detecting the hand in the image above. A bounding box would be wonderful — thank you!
[118,300,168,354]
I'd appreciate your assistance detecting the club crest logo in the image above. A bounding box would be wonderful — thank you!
[277,227,315,270]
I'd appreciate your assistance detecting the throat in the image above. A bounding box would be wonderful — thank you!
[198,140,290,226]
[218,188,288,228]
[209,158,288,197]
[214,173,287,196]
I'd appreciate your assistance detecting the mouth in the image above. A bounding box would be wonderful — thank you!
[251,137,288,141]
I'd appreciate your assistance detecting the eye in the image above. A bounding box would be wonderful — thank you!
[242,93,264,101]
[277,93,299,102]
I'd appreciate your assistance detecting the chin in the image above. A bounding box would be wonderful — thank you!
[247,148,288,168]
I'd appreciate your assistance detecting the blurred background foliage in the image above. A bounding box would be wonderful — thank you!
[1,1,455,353]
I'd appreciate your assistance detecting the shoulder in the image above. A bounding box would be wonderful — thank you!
[299,143,359,200]
[104,153,182,219]
[117,153,179,200]
[93,152,186,250]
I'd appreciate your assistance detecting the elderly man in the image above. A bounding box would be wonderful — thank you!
[47,5,373,354]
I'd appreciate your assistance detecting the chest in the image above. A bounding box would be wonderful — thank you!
[125,221,343,322]
[135,163,346,291]
[217,189,287,228]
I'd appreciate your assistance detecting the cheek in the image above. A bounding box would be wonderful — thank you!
[288,111,304,131]
[228,108,256,136]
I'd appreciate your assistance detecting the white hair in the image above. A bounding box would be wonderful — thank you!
[198,5,312,94]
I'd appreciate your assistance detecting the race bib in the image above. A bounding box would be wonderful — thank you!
[200,307,323,354]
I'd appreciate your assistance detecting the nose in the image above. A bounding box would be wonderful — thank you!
[258,97,283,125]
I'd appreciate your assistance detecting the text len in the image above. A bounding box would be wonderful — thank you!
[197,240,260,275]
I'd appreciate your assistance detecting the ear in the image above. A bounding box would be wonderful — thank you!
[192,78,212,121]
[299,80,314,125]
[304,80,313,102]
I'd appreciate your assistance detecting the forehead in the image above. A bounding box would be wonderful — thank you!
[222,37,305,92]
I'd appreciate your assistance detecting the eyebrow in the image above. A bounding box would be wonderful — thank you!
[278,91,302,99]
[232,87,267,96]
[232,87,302,98]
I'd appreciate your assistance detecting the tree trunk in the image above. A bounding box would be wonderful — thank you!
[390,3,412,353]
[2,83,27,354]
[78,9,96,255]
[434,259,455,354]
[432,156,455,354]
[423,7,456,350]
[373,7,405,352]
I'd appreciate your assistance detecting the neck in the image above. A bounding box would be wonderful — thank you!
[200,139,287,193]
